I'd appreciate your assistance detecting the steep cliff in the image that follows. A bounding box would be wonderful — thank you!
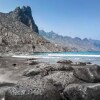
[0,6,64,53]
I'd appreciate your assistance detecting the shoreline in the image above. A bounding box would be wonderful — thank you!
[0,56,100,100]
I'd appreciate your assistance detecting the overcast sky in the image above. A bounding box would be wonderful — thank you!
[0,0,100,40]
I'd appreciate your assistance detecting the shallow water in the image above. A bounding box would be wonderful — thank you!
[12,51,100,65]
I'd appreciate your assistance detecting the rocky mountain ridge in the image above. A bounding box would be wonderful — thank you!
[0,6,65,53]
[39,30,100,51]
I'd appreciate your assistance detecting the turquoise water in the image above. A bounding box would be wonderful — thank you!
[31,51,100,65]
[33,51,100,56]
[13,51,100,65]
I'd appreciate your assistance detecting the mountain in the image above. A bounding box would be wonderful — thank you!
[0,6,66,53]
[39,30,100,51]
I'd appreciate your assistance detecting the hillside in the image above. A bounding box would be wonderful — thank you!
[0,6,66,53]
[39,30,100,51]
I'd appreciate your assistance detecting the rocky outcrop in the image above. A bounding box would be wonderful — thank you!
[57,60,72,64]
[23,63,73,77]
[23,63,54,77]
[2,58,100,100]
[73,65,100,82]
[64,83,100,100]
[0,6,64,53]
[5,79,62,100]
[10,6,39,33]
[44,71,83,92]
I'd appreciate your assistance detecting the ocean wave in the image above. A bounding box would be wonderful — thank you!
[48,54,100,57]
[12,55,60,58]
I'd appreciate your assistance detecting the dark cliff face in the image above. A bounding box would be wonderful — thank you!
[9,6,39,33]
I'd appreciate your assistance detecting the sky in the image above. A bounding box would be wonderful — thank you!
[0,0,100,40]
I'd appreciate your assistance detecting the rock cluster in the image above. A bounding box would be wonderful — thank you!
[4,59,100,100]
[5,79,61,100]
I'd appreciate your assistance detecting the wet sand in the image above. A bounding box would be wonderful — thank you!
[0,57,38,100]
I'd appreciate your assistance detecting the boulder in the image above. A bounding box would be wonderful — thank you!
[23,63,54,77]
[73,65,100,82]
[86,62,92,65]
[44,71,83,91]
[64,83,100,100]
[25,60,39,65]
[27,58,37,60]
[57,60,72,64]
[52,64,73,71]
[23,68,42,76]
[23,63,74,77]
[72,62,87,66]
[5,79,62,100]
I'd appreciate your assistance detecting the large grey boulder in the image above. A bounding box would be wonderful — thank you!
[23,63,73,77]
[73,65,100,82]
[5,79,62,100]
[23,63,54,77]
[44,71,83,91]
[63,83,100,100]
[52,64,73,71]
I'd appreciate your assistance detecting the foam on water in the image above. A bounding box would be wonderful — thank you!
[48,54,100,57]
[12,55,60,58]
[12,52,100,65]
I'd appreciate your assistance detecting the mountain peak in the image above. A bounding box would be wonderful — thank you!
[11,6,39,33]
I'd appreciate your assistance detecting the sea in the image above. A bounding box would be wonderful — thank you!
[12,51,100,65]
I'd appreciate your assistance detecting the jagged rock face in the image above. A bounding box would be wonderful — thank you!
[0,6,63,53]
[10,6,39,33]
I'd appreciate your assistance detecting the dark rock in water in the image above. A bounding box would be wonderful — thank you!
[63,83,100,100]
[44,71,84,92]
[5,79,62,100]
[27,58,37,60]
[57,60,72,64]
[86,62,92,65]
[73,65,100,82]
